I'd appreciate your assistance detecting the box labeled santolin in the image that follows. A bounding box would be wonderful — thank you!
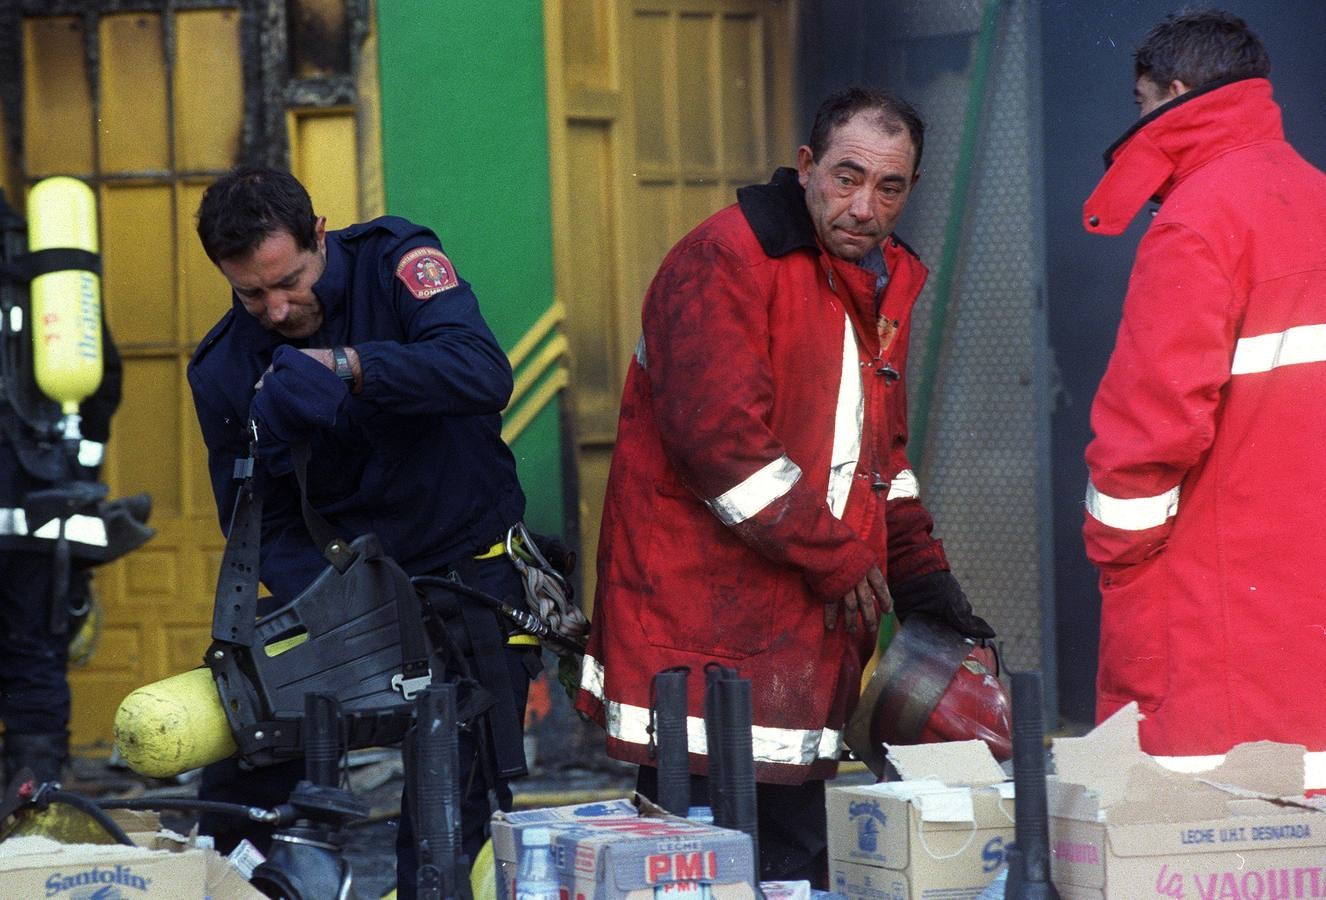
[1048,703,1326,899]
[826,740,1016,899]
[0,835,210,899]
[491,795,756,900]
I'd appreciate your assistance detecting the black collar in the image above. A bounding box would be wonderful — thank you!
[737,167,818,258]
[1102,73,1256,169]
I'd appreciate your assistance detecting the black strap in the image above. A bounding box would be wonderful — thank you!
[289,440,432,698]
[211,479,261,646]
[290,442,357,573]
[456,593,527,780]
[0,248,102,282]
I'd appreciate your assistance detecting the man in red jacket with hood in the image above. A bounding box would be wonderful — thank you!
[576,88,994,885]
[1083,10,1326,755]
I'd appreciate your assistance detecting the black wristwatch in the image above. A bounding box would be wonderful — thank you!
[331,346,355,389]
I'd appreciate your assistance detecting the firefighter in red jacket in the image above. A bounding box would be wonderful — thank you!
[1083,10,1326,755]
[576,87,994,885]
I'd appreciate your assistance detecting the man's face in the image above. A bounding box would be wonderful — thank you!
[797,113,920,262]
[1135,75,1185,117]
[218,219,327,339]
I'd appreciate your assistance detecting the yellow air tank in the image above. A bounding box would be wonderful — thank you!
[113,668,237,778]
[26,176,103,424]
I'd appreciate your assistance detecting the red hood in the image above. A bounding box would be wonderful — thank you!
[1082,78,1283,235]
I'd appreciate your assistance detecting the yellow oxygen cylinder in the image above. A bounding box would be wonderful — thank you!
[113,668,238,778]
[26,176,103,432]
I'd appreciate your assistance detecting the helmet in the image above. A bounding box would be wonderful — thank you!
[844,613,1012,777]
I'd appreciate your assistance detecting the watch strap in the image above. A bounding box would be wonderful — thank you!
[331,346,355,388]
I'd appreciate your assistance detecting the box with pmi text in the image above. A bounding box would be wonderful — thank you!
[491,795,756,900]
[1048,703,1326,899]
[826,740,1016,899]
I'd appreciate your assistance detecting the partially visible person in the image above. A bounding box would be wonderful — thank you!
[0,327,122,787]
[576,87,995,886]
[1082,9,1326,754]
[189,166,540,898]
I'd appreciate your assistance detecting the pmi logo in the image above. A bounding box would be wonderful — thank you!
[44,863,150,897]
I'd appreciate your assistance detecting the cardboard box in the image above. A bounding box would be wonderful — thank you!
[0,821,264,899]
[491,795,757,900]
[0,834,209,898]
[826,741,1016,899]
[1048,703,1326,899]
[205,850,268,900]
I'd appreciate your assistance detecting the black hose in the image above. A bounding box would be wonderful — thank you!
[96,796,280,822]
[40,790,136,846]
[410,575,586,657]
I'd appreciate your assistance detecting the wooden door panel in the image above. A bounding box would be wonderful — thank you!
[174,10,244,173]
[22,17,94,177]
[115,357,183,517]
[98,13,169,173]
[101,185,177,347]
[546,0,792,604]
[676,16,719,170]
[561,123,620,432]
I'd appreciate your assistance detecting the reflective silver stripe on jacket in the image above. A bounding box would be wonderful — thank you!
[887,468,919,501]
[706,455,802,526]
[0,508,108,546]
[1231,323,1326,374]
[78,440,105,468]
[580,654,842,766]
[634,334,647,370]
[827,313,863,519]
[1084,481,1180,531]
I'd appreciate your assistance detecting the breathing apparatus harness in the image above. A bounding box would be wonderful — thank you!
[0,180,153,638]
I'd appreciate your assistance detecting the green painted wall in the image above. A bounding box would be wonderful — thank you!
[374,1,566,538]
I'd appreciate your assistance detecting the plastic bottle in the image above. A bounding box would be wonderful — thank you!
[974,867,1008,899]
[515,827,560,900]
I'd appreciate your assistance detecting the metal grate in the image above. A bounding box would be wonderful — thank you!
[883,0,1053,683]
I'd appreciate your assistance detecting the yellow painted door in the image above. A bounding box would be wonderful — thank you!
[20,9,247,750]
[22,10,246,747]
[18,6,375,750]
[544,0,795,604]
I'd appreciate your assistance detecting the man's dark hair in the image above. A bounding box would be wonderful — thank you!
[807,87,925,174]
[196,166,319,265]
[1134,8,1269,89]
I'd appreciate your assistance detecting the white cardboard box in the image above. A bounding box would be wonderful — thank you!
[1048,703,1326,899]
[826,741,1016,899]
[0,834,210,899]
[491,795,757,900]
[0,821,265,900]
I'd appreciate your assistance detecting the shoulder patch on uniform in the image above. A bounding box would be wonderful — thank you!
[395,247,459,300]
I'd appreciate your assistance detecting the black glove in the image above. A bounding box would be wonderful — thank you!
[251,345,349,445]
[890,570,995,640]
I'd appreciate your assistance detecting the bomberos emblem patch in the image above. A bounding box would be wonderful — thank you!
[395,247,459,299]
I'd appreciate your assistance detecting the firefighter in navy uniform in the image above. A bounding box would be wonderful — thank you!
[188,166,540,898]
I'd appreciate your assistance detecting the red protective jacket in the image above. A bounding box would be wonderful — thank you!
[1083,78,1326,754]
[576,168,950,783]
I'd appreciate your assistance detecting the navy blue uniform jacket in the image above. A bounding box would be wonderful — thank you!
[188,216,525,604]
